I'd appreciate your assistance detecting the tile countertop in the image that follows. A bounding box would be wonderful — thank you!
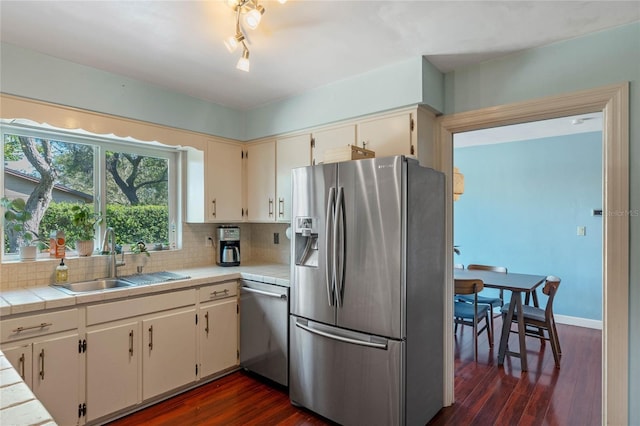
[0,262,290,316]
[0,353,57,426]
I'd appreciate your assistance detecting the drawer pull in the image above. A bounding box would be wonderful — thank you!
[211,289,230,299]
[12,322,53,333]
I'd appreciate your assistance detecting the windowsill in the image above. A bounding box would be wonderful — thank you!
[1,248,180,264]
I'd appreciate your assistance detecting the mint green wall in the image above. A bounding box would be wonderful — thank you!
[444,22,639,423]
[0,43,244,140]
[242,56,443,140]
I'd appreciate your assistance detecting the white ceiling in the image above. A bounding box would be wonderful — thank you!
[0,1,638,111]
[454,112,603,148]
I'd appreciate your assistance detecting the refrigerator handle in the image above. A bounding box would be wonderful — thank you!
[325,186,336,307]
[295,320,388,350]
[335,186,345,306]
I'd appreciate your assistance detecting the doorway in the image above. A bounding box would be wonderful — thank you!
[437,83,629,426]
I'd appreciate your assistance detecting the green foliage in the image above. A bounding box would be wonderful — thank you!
[1,197,36,245]
[105,204,168,246]
[71,204,102,241]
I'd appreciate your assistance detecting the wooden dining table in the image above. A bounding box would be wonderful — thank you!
[454,269,547,372]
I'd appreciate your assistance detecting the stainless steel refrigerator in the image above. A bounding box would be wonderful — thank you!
[289,155,445,426]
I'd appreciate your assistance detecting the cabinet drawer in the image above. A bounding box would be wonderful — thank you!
[1,309,78,343]
[87,289,196,325]
[199,281,237,302]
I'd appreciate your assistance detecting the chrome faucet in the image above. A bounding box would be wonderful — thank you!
[102,227,125,278]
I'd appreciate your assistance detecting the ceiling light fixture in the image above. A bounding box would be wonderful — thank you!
[224,0,286,72]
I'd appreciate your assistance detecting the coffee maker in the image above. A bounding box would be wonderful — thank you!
[216,226,240,266]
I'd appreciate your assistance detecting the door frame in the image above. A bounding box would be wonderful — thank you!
[436,83,629,426]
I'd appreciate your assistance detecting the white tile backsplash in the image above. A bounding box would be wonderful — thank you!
[0,222,291,290]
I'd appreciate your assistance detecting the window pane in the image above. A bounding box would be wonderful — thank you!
[3,133,95,254]
[105,151,169,248]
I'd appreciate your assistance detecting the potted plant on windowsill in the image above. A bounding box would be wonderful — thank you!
[1,197,43,260]
[71,204,102,257]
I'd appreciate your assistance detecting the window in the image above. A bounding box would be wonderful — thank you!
[2,124,179,260]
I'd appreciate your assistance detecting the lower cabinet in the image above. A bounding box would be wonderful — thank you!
[199,297,238,378]
[85,321,140,422]
[2,282,239,425]
[142,308,197,400]
[3,333,80,426]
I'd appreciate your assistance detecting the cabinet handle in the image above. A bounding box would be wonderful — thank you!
[129,330,134,356]
[12,322,53,333]
[148,325,153,350]
[268,198,274,217]
[18,353,25,380]
[39,349,45,380]
[278,198,284,217]
[212,199,217,218]
[211,289,230,299]
[205,311,210,335]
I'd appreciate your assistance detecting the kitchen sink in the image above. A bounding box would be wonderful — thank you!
[53,278,136,294]
[51,271,191,294]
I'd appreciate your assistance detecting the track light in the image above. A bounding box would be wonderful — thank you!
[224,0,285,71]
[244,5,265,30]
[236,49,250,72]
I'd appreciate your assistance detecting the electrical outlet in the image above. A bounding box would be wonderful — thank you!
[273,232,279,244]
[205,235,214,247]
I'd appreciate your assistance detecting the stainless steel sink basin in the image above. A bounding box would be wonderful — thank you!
[51,271,191,294]
[53,278,135,294]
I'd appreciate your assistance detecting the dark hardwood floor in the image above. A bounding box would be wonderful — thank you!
[108,320,601,426]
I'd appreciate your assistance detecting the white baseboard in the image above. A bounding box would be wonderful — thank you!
[554,314,602,330]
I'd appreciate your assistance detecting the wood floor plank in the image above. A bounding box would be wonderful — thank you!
[108,321,600,426]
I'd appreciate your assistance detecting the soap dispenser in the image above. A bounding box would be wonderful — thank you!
[56,258,68,284]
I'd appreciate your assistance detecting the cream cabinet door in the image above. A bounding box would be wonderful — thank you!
[86,321,140,422]
[357,113,414,158]
[142,309,196,401]
[207,141,244,222]
[276,134,311,222]
[32,334,80,426]
[2,343,33,386]
[312,125,356,165]
[246,140,276,222]
[199,298,238,378]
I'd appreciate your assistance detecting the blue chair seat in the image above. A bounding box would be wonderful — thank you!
[500,303,545,322]
[454,301,491,318]
[457,293,501,307]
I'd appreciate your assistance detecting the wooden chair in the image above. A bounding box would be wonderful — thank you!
[501,275,562,368]
[454,278,492,362]
[456,264,507,345]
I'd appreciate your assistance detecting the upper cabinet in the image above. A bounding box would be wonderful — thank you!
[276,134,312,222]
[186,140,244,223]
[246,140,276,222]
[246,135,311,222]
[311,124,356,165]
[357,112,414,158]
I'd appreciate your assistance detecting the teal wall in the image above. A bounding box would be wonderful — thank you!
[445,22,639,423]
[454,132,603,320]
[0,43,244,140]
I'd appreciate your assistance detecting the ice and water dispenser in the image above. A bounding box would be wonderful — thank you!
[294,217,318,267]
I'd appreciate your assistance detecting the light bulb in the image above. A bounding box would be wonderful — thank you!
[236,50,250,72]
[224,36,239,53]
[244,6,265,30]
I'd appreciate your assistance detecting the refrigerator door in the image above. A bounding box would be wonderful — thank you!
[290,164,337,326]
[336,156,404,339]
[289,316,403,426]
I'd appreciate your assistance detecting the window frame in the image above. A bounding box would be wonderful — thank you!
[1,122,181,262]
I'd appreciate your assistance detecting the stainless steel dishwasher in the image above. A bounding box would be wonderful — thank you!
[239,279,289,386]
